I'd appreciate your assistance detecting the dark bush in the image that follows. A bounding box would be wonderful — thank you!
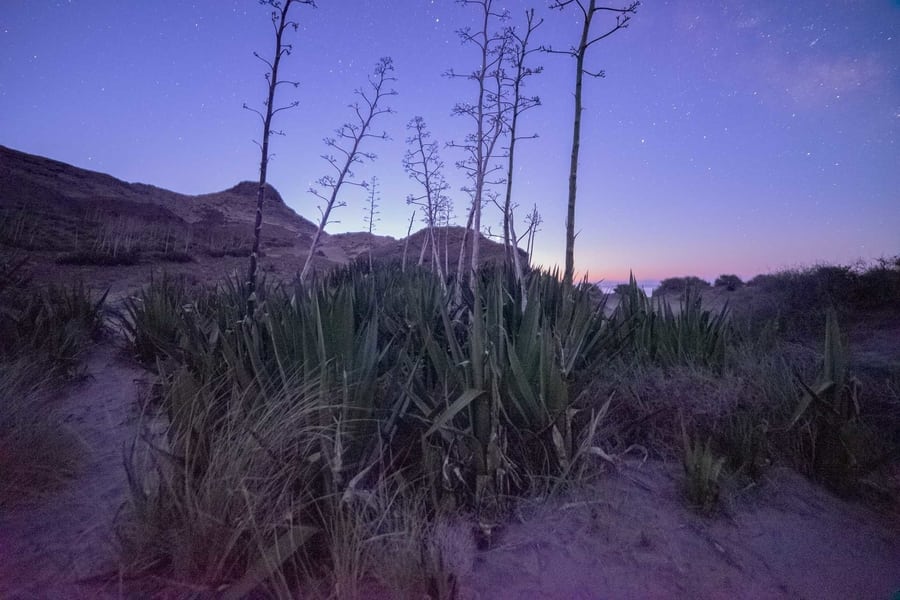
[745,261,900,336]
[155,251,194,263]
[655,276,710,296]
[56,249,141,266]
[851,257,900,309]
[206,247,253,258]
[714,274,743,291]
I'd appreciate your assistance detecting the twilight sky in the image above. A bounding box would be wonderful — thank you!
[1,1,898,282]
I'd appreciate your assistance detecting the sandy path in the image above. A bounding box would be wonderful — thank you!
[0,341,149,599]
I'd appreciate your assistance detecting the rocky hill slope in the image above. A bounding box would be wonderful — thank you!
[0,145,520,297]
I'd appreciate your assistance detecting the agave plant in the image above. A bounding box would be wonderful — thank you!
[612,274,730,368]
[411,266,615,507]
[121,273,188,365]
[11,281,107,370]
[120,261,633,593]
[789,307,868,492]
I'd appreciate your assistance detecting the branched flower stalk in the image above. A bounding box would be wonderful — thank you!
[244,0,315,317]
[300,57,397,283]
[403,116,451,281]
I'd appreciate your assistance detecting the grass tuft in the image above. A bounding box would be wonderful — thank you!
[682,426,726,514]
[0,267,104,507]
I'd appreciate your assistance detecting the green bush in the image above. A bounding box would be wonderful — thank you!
[0,357,81,508]
[116,261,897,594]
[0,254,31,297]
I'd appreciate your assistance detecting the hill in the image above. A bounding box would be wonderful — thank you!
[0,145,519,298]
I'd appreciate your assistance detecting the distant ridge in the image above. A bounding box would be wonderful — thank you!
[0,144,316,237]
[0,145,523,273]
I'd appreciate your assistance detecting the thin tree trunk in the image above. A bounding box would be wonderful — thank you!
[469,1,491,483]
[401,210,415,273]
[455,200,475,291]
[301,218,328,282]
[418,227,429,265]
[503,8,542,285]
[430,225,444,282]
[564,4,591,287]
[509,209,527,309]
[247,1,296,317]
[526,223,536,267]
[443,224,449,281]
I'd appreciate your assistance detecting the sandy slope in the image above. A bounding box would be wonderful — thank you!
[464,463,900,600]
[0,342,149,599]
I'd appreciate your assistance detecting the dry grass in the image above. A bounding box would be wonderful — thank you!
[119,373,326,593]
[365,493,474,600]
[0,262,105,508]
[0,359,82,508]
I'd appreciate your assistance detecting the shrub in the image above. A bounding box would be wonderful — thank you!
[206,247,253,258]
[120,373,325,593]
[154,250,194,263]
[56,249,141,266]
[746,261,900,336]
[654,276,710,296]
[116,260,895,594]
[851,257,900,310]
[578,317,811,483]
[0,253,31,297]
[714,274,743,291]
[717,406,770,481]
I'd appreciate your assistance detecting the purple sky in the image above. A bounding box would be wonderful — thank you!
[2,1,898,281]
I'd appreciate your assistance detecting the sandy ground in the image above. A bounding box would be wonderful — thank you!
[463,463,900,599]
[1,338,898,599]
[0,341,149,599]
